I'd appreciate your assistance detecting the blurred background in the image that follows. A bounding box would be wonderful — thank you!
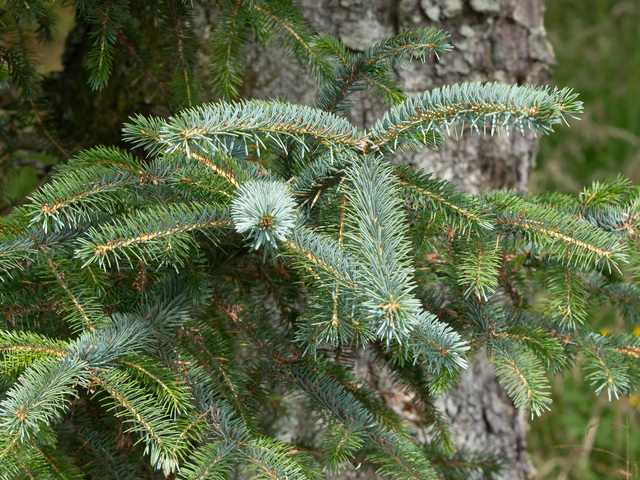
[530,1,640,479]
[2,0,640,478]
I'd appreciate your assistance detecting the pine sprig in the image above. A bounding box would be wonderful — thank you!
[240,435,320,480]
[454,233,501,300]
[209,0,331,101]
[502,322,568,374]
[313,28,452,113]
[5,0,52,27]
[381,358,455,453]
[402,313,469,382]
[60,422,140,480]
[0,433,69,480]
[579,175,640,208]
[488,191,628,270]
[231,179,297,258]
[90,367,183,475]
[284,226,361,292]
[24,162,177,233]
[210,0,252,100]
[0,356,88,441]
[80,0,130,91]
[0,45,40,101]
[0,233,37,279]
[580,333,636,400]
[252,2,333,83]
[178,440,236,480]
[43,253,107,333]
[290,150,348,210]
[364,428,438,480]
[367,83,583,152]
[591,280,640,325]
[320,422,365,474]
[73,203,231,269]
[344,156,422,342]
[488,342,552,417]
[543,263,589,327]
[287,364,437,480]
[66,314,153,368]
[124,100,364,158]
[0,330,65,379]
[119,354,191,418]
[362,28,452,67]
[165,0,202,108]
[393,164,492,233]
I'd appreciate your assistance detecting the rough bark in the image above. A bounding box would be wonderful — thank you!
[244,1,554,479]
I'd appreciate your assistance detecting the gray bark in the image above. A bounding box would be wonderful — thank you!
[244,1,554,478]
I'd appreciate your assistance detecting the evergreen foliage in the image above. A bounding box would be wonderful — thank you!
[1,1,640,479]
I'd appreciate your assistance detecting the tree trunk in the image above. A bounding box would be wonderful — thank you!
[245,1,554,478]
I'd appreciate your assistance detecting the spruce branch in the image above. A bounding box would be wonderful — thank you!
[0,330,65,380]
[178,440,236,480]
[3,6,639,477]
[344,156,422,343]
[123,100,364,158]
[90,367,183,475]
[488,342,552,417]
[487,191,628,270]
[313,28,451,113]
[0,356,88,441]
[252,2,333,83]
[81,0,130,91]
[44,252,105,333]
[580,333,634,400]
[362,28,452,67]
[73,203,231,269]
[393,164,492,232]
[60,422,140,480]
[367,83,583,152]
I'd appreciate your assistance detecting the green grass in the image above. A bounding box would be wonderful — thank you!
[531,0,640,193]
[530,372,640,479]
